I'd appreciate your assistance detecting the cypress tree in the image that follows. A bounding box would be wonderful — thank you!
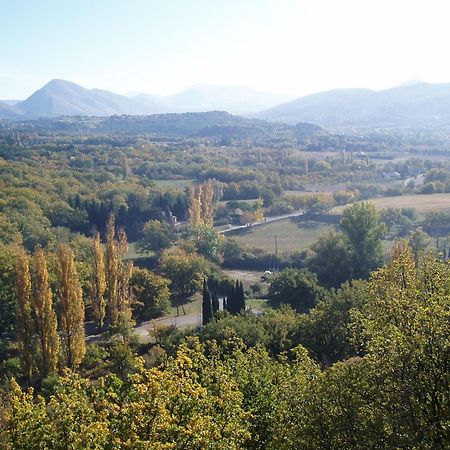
[233,279,240,314]
[227,285,235,314]
[211,290,220,316]
[202,278,213,325]
[239,281,246,312]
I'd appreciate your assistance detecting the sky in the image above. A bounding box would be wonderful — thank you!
[1,0,450,99]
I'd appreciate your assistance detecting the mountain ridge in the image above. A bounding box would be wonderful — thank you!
[253,82,450,128]
[6,79,293,119]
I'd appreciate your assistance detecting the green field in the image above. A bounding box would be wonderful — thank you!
[151,179,195,189]
[332,193,450,215]
[232,219,333,254]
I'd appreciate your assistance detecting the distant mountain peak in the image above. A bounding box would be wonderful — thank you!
[394,79,426,88]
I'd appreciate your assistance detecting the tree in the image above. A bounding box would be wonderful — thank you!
[160,248,210,300]
[202,279,213,326]
[130,267,170,320]
[137,220,176,255]
[89,232,106,329]
[185,225,223,261]
[188,186,202,226]
[211,290,220,316]
[57,243,85,369]
[32,248,59,376]
[188,180,221,227]
[268,268,323,313]
[308,230,352,288]
[14,247,34,381]
[238,281,246,312]
[105,213,120,326]
[340,202,386,279]
[408,227,431,262]
[105,214,133,333]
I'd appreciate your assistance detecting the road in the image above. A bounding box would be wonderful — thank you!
[218,210,304,235]
[134,313,202,339]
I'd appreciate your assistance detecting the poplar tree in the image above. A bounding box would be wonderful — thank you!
[200,180,214,227]
[188,187,202,226]
[15,248,34,381]
[106,213,120,325]
[90,232,106,329]
[33,248,59,376]
[105,214,134,337]
[57,243,85,369]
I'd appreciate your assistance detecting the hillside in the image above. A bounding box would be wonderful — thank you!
[0,100,23,119]
[10,111,323,141]
[255,82,450,128]
[17,79,157,117]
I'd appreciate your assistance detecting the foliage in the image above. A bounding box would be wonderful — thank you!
[308,230,352,288]
[160,248,210,299]
[130,267,170,320]
[340,201,386,279]
[268,268,323,312]
[137,219,176,254]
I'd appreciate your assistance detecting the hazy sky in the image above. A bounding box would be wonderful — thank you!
[2,0,450,99]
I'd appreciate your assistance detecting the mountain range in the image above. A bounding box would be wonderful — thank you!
[254,81,450,128]
[3,79,450,129]
[0,79,292,119]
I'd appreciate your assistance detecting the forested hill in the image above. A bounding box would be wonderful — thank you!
[1,111,324,139]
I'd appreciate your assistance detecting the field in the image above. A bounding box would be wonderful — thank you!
[331,193,450,215]
[231,219,333,254]
[151,179,195,189]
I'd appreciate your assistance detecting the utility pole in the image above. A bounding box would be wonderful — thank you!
[275,235,278,272]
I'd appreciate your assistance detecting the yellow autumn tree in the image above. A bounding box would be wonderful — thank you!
[90,232,106,329]
[188,179,220,227]
[105,213,120,325]
[200,179,215,227]
[33,248,59,376]
[105,214,134,337]
[188,187,202,226]
[14,247,34,381]
[57,243,85,369]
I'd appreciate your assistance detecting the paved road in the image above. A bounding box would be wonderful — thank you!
[134,313,202,339]
[218,210,304,235]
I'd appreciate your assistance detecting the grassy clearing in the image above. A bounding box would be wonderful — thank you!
[231,219,333,254]
[168,295,202,316]
[331,193,450,216]
[151,179,195,189]
[246,298,271,312]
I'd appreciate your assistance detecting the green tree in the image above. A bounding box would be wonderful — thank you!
[160,248,210,301]
[184,225,223,261]
[268,268,323,313]
[340,201,386,279]
[308,230,352,288]
[202,278,213,326]
[130,267,170,320]
[137,220,176,255]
